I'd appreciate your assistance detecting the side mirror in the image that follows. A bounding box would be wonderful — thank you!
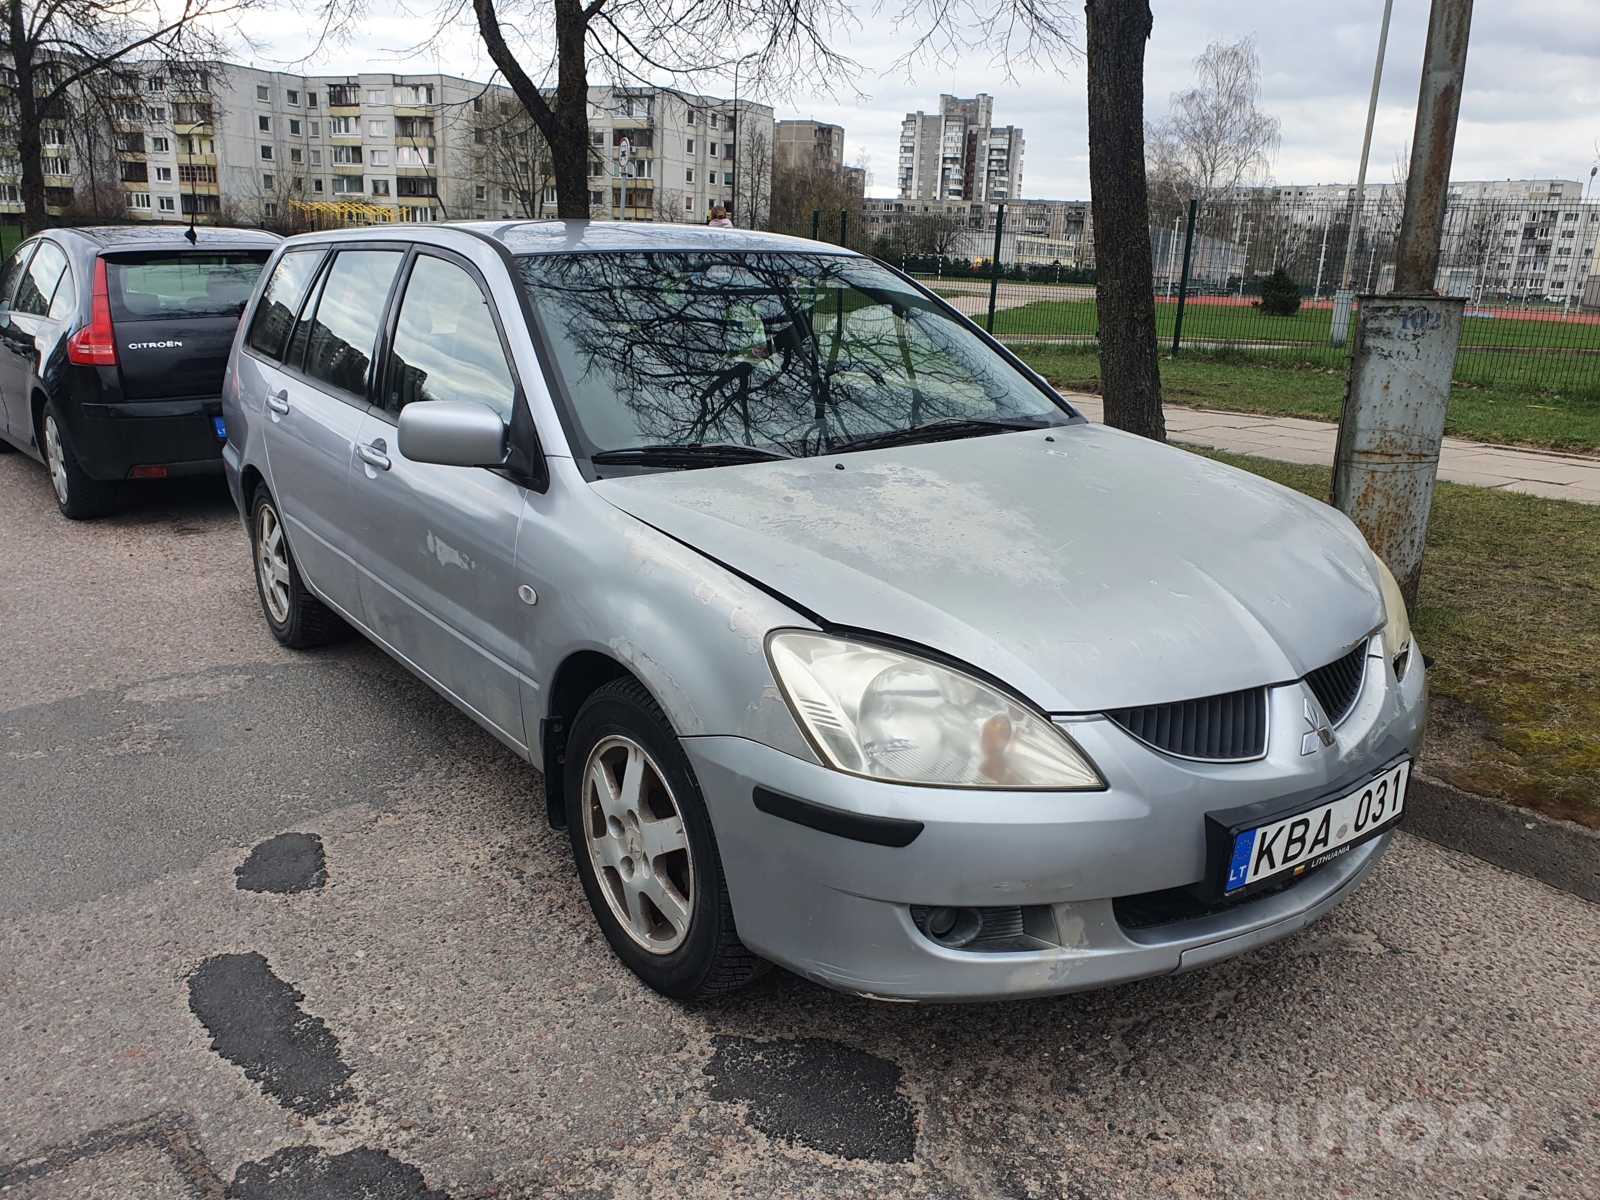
[396,400,507,468]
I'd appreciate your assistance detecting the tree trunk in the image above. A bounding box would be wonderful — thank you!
[8,0,48,233]
[474,0,593,220]
[1085,0,1164,441]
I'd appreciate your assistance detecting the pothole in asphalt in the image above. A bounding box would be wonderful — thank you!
[235,832,328,894]
[704,1035,916,1163]
[187,952,354,1115]
[228,1145,446,1199]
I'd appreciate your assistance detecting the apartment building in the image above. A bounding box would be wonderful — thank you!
[0,63,773,227]
[897,95,1023,205]
[774,119,843,172]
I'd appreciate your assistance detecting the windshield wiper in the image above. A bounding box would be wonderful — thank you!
[829,417,1055,454]
[590,443,792,469]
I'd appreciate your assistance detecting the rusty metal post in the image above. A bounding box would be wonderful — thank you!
[1332,0,1473,609]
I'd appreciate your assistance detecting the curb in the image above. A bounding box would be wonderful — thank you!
[1403,774,1600,904]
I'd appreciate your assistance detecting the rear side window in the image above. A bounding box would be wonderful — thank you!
[106,253,269,322]
[301,249,404,398]
[385,255,516,419]
[246,249,325,360]
[14,241,68,317]
[0,243,36,309]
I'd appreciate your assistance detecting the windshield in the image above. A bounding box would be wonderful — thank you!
[107,252,270,322]
[516,251,1067,463]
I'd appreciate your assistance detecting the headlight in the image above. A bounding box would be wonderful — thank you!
[766,631,1103,789]
[1370,556,1414,678]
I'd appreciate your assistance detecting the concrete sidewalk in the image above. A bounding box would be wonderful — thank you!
[1064,393,1600,506]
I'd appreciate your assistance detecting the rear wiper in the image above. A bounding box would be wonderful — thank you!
[590,443,792,469]
[830,417,1055,454]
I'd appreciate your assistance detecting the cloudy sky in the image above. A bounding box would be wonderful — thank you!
[241,0,1600,200]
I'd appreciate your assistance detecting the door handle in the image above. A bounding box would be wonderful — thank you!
[358,438,391,471]
[266,390,290,415]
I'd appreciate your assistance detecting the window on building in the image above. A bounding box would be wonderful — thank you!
[396,177,436,197]
[157,195,174,212]
[289,119,301,136]
[313,178,324,192]
[331,175,362,194]
[331,145,361,164]
[128,191,151,209]
[41,156,70,176]
[368,150,389,167]
[395,146,434,166]
[685,168,693,183]
[398,85,434,105]
[368,119,388,138]
[723,171,733,185]
[155,166,172,182]
[260,145,273,160]
[181,193,220,215]
[147,76,164,92]
[264,202,278,217]
[150,136,169,153]
[290,148,303,164]
[307,92,318,107]
[371,178,390,196]
[259,115,272,132]
[287,90,299,105]
[147,106,166,123]
[686,138,695,154]
[330,116,355,135]
[263,174,274,189]
[309,121,319,137]
[178,164,217,184]
[366,89,388,105]
[257,85,270,102]
[685,195,694,211]
[396,117,433,138]
[472,96,483,112]
[500,187,512,203]
[119,160,149,183]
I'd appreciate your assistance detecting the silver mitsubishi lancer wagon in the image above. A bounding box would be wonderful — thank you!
[222,222,1424,1003]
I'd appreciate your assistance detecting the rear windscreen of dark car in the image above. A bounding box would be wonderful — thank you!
[106,253,270,322]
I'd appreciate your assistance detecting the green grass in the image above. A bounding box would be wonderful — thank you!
[0,224,22,259]
[1016,344,1600,454]
[1187,447,1600,830]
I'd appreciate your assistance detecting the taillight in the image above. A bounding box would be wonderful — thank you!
[67,258,118,366]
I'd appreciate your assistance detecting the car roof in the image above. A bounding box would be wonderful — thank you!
[279,219,856,258]
[54,225,283,251]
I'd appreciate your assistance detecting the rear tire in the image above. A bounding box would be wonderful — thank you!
[565,676,767,1000]
[43,403,118,519]
[249,485,347,648]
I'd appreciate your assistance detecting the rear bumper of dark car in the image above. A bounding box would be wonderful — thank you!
[62,397,226,480]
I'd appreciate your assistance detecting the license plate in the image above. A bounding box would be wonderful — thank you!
[213,416,228,441]
[1225,759,1409,893]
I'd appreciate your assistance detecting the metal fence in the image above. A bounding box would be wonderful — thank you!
[887,196,1600,398]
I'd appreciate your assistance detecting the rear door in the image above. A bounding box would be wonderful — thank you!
[0,239,38,441]
[261,245,406,619]
[346,249,531,749]
[104,251,270,401]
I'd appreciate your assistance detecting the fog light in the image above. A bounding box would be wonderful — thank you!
[915,905,982,948]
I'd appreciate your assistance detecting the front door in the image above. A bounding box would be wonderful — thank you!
[261,246,405,619]
[345,250,532,751]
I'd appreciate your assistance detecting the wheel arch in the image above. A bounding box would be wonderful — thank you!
[539,650,637,829]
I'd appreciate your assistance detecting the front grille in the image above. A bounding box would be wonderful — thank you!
[1107,686,1267,762]
[1303,643,1368,725]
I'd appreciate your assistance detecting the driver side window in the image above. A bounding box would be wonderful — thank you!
[385,255,516,419]
[0,242,36,311]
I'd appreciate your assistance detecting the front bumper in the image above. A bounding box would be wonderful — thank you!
[684,651,1425,1002]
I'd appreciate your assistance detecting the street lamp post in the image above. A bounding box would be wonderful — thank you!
[1331,0,1396,347]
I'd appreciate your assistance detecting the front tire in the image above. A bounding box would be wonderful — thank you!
[565,677,766,1000]
[249,485,347,648]
[43,403,118,519]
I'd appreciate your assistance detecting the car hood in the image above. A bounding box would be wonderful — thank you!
[590,424,1385,713]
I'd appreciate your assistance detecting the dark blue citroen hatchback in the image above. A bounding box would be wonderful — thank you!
[0,224,280,517]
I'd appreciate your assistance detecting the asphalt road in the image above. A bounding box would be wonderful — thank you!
[1,448,1597,1199]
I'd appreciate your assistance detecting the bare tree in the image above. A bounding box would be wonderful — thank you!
[767,148,864,246]
[1087,0,1162,440]
[1146,36,1280,217]
[469,94,557,218]
[0,0,255,231]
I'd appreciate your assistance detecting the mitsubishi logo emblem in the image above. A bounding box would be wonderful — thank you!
[1300,698,1335,756]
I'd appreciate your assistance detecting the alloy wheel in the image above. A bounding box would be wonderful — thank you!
[255,503,292,624]
[43,414,68,505]
[580,735,695,954]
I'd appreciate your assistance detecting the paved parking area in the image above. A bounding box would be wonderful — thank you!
[1065,393,1600,505]
[2,449,1597,1199]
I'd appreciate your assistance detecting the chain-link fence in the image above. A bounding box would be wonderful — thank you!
[879,196,1600,398]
